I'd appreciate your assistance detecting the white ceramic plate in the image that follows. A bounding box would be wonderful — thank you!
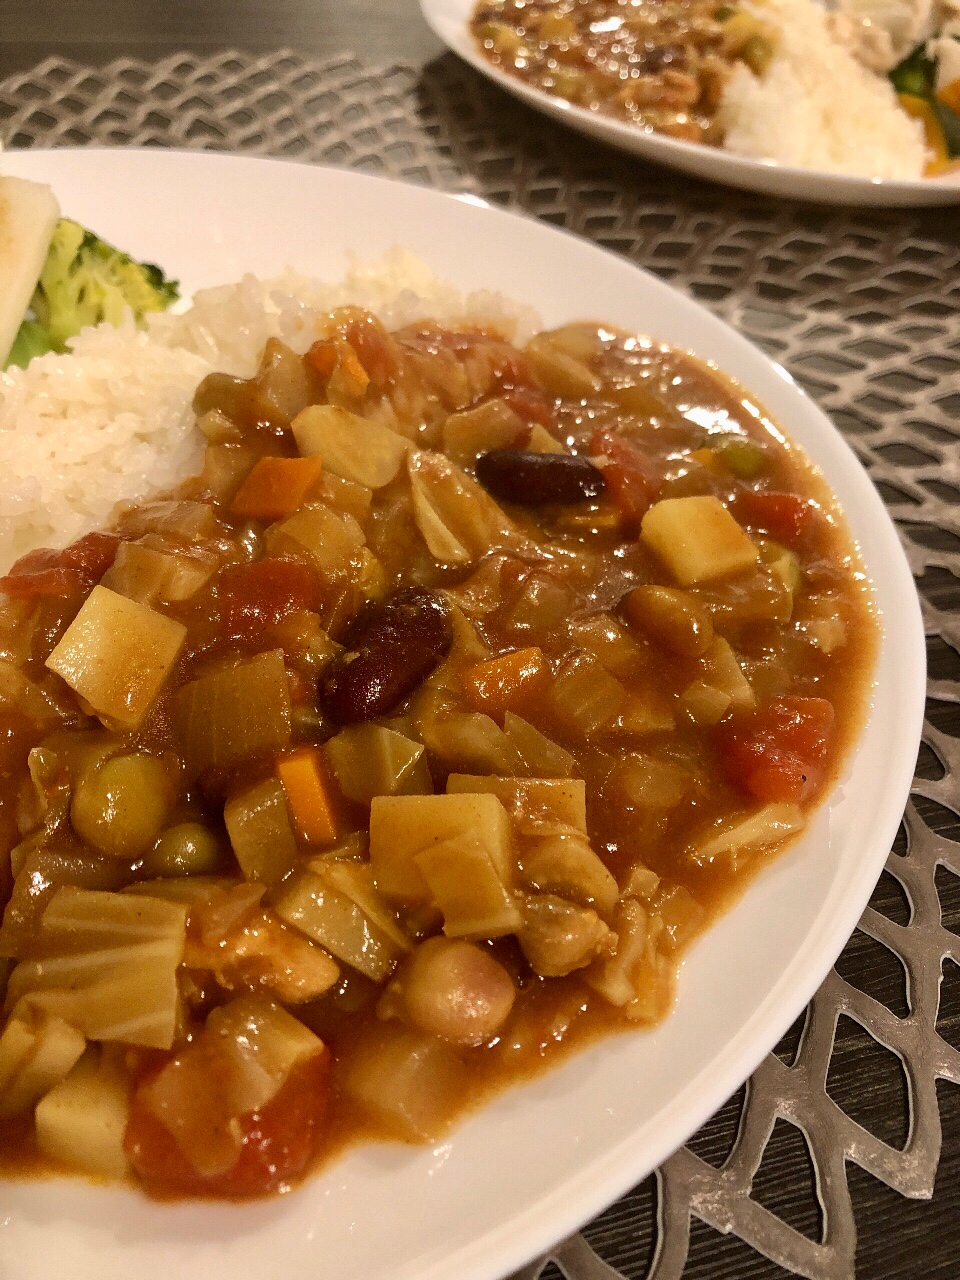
[0,148,925,1280]
[421,0,960,206]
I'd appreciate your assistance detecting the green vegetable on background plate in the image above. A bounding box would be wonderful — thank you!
[0,174,179,369]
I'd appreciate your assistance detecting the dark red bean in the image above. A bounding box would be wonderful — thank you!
[474,449,606,506]
[320,587,453,723]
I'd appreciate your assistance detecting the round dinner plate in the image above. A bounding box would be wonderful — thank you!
[0,148,925,1280]
[420,0,960,207]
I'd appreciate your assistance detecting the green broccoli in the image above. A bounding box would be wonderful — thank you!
[6,219,179,368]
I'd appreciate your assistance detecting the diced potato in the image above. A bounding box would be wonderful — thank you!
[700,637,755,709]
[441,399,524,465]
[34,1046,131,1178]
[0,1005,86,1118]
[325,724,430,804]
[174,649,292,780]
[102,541,217,606]
[640,496,758,586]
[339,1024,467,1142]
[680,680,732,726]
[45,586,186,729]
[273,869,405,981]
[292,404,409,488]
[421,712,526,775]
[520,833,619,914]
[415,833,522,939]
[549,653,625,736]
[519,895,614,977]
[693,803,805,864]
[613,754,693,810]
[526,424,567,454]
[266,504,365,580]
[369,793,513,907]
[224,778,299,887]
[446,774,587,834]
[502,713,575,778]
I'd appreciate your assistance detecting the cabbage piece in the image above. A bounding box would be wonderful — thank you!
[292,404,409,488]
[446,774,587,834]
[224,778,299,887]
[0,1003,85,1117]
[273,869,406,982]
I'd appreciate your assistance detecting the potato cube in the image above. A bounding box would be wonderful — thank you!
[292,404,409,488]
[415,834,522,939]
[340,1025,467,1142]
[34,1047,130,1179]
[641,496,758,586]
[45,586,186,729]
[446,775,587,834]
[369,793,513,907]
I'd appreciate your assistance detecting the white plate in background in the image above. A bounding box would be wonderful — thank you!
[421,0,960,206]
[0,148,926,1280]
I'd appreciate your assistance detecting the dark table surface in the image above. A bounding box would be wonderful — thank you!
[1,2,958,1278]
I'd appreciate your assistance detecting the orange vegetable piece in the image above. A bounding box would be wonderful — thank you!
[335,342,370,398]
[463,647,548,717]
[897,94,949,169]
[936,78,960,115]
[306,340,338,378]
[277,747,339,846]
[231,456,324,521]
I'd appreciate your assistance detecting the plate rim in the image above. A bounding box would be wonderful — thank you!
[0,146,928,1280]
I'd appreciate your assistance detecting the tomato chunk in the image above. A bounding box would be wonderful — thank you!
[499,387,555,429]
[216,559,325,638]
[0,532,121,598]
[735,490,814,544]
[590,428,659,526]
[720,696,835,805]
[125,1053,328,1199]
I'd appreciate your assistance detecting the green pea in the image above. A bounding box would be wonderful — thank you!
[142,822,222,877]
[711,434,767,480]
[71,752,174,859]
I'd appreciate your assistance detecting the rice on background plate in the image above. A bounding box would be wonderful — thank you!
[0,249,538,573]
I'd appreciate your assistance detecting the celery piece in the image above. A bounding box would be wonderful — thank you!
[265,504,365,580]
[325,723,428,804]
[446,774,587,834]
[699,637,755,709]
[174,649,292,780]
[292,404,409,488]
[101,540,216,605]
[339,1024,467,1142]
[710,433,767,480]
[273,870,405,981]
[420,712,526,775]
[502,713,575,778]
[34,1046,131,1178]
[415,833,522,939]
[45,586,186,729]
[641,496,759,587]
[369,792,513,908]
[441,399,524,466]
[224,778,299,887]
[693,802,804,865]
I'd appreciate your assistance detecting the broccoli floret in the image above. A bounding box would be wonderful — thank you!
[20,218,180,355]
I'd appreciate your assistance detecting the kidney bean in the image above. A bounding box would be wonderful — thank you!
[474,449,606,506]
[320,587,453,723]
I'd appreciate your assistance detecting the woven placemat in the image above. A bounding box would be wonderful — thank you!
[1,48,959,1280]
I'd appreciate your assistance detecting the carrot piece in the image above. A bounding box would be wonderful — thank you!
[335,342,370,398]
[306,340,338,378]
[936,78,960,115]
[463,647,548,717]
[230,456,324,521]
[897,94,949,169]
[277,747,339,846]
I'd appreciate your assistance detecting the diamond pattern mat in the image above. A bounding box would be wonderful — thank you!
[1,47,959,1280]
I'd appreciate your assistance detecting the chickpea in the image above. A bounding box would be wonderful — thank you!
[623,584,714,657]
[390,937,516,1047]
[71,752,175,859]
[141,822,222,878]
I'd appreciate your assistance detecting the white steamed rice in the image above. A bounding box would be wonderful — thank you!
[718,0,928,178]
[0,250,538,572]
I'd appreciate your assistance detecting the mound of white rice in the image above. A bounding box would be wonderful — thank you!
[719,0,928,178]
[0,250,538,572]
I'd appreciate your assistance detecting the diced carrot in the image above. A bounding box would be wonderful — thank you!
[936,78,960,115]
[230,456,324,521]
[462,646,548,717]
[898,94,949,168]
[689,447,723,475]
[306,340,338,378]
[277,746,339,845]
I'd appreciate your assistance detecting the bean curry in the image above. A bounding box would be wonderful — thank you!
[0,307,874,1198]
